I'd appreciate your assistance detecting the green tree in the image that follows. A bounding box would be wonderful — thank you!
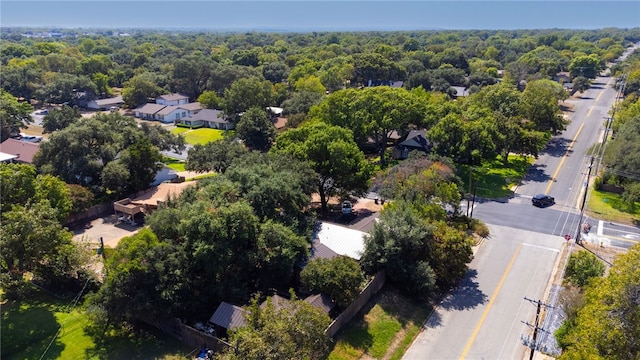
[223,77,273,116]
[186,138,248,173]
[572,76,591,94]
[272,121,371,215]
[35,72,97,104]
[521,79,567,133]
[360,202,437,297]
[122,72,164,108]
[218,294,332,360]
[294,75,326,94]
[236,107,277,152]
[569,55,601,79]
[0,89,32,141]
[42,104,82,133]
[92,73,112,96]
[300,256,365,308]
[197,90,221,109]
[282,91,324,117]
[557,244,640,359]
[564,250,605,288]
[604,116,640,183]
[171,54,213,100]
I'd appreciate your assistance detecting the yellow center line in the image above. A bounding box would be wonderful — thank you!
[459,243,522,360]
[545,122,584,194]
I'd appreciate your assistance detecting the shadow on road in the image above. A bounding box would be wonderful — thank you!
[540,137,572,157]
[521,164,552,184]
[439,269,488,311]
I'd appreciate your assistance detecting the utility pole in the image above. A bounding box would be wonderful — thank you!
[575,156,594,245]
[522,297,554,360]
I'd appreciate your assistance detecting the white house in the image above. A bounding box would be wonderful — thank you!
[156,105,189,124]
[86,96,123,110]
[134,103,166,121]
[156,93,189,106]
[178,109,234,130]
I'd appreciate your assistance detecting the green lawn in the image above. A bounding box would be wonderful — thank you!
[328,287,430,360]
[162,156,186,172]
[461,154,534,199]
[170,128,224,145]
[1,285,190,360]
[587,189,640,224]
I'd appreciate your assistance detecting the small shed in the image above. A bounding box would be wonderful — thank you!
[208,302,246,338]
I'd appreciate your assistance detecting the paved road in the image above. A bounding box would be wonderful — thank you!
[403,224,562,360]
[404,46,640,359]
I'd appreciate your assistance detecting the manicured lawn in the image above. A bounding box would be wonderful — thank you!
[170,128,224,145]
[328,287,431,360]
[587,189,640,224]
[162,156,186,172]
[1,285,190,359]
[461,154,534,199]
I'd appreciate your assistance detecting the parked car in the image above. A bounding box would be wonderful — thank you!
[532,194,554,207]
[18,133,43,143]
[342,201,354,214]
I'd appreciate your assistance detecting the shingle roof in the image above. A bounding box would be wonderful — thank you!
[0,139,41,164]
[260,295,291,310]
[399,130,431,150]
[304,293,336,313]
[178,102,202,111]
[94,96,123,107]
[189,109,227,123]
[158,93,189,102]
[135,103,166,114]
[209,302,247,330]
[156,105,181,116]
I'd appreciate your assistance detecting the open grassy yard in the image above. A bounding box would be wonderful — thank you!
[162,156,186,172]
[587,189,640,225]
[328,286,431,360]
[170,128,224,145]
[1,285,190,360]
[461,155,534,199]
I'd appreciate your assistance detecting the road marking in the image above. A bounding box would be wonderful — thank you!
[459,243,522,360]
[598,220,603,236]
[522,243,560,253]
[545,122,584,194]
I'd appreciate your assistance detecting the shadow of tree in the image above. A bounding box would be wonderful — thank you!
[522,164,552,184]
[0,287,65,359]
[540,137,572,157]
[439,269,488,311]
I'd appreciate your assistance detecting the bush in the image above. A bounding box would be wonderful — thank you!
[564,250,605,288]
[471,218,490,238]
[175,123,203,129]
[593,176,603,190]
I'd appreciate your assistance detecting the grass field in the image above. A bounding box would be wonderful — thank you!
[162,156,186,172]
[328,287,431,360]
[170,128,224,145]
[1,285,190,360]
[587,189,640,225]
[461,155,534,199]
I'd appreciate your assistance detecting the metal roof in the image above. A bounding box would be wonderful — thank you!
[208,302,247,330]
[0,139,40,164]
[304,293,336,313]
[313,222,366,260]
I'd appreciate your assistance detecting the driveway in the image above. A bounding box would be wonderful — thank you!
[72,213,141,249]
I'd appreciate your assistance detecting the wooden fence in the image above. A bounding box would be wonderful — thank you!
[325,270,386,337]
[140,315,230,352]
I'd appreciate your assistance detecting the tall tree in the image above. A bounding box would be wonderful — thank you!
[223,77,273,116]
[41,104,82,133]
[0,89,32,141]
[171,53,213,100]
[568,55,601,79]
[520,79,567,133]
[186,138,248,173]
[272,121,371,215]
[300,256,365,308]
[122,72,164,108]
[236,107,277,152]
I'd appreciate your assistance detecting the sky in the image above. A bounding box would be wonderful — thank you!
[1,1,639,31]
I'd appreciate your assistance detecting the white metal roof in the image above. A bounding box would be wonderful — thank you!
[314,222,366,260]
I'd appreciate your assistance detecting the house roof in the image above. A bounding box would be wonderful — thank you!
[451,86,469,97]
[130,182,196,207]
[178,102,202,111]
[313,222,366,260]
[209,302,247,330]
[93,96,123,106]
[189,109,228,123]
[260,295,291,310]
[274,117,288,129]
[158,93,189,102]
[304,293,336,313]
[156,105,182,116]
[135,103,166,114]
[0,139,41,163]
[0,152,18,162]
[267,106,283,115]
[399,130,431,150]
